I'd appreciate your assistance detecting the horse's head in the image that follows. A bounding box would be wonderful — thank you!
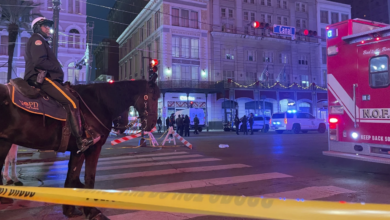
[134,76,160,132]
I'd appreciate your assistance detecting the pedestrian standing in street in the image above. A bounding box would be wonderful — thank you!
[249,113,254,135]
[170,113,175,138]
[241,115,248,135]
[179,115,184,136]
[184,115,190,137]
[166,117,170,131]
[234,115,240,135]
[176,115,182,135]
[157,117,162,133]
[194,115,199,134]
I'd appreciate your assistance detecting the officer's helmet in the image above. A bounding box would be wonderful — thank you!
[31,17,54,33]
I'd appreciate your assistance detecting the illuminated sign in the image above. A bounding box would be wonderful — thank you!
[180,96,195,101]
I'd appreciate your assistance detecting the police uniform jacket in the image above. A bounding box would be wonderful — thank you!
[24,33,64,82]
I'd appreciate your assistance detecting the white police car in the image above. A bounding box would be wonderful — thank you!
[270,111,326,134]
[239,115,270,132]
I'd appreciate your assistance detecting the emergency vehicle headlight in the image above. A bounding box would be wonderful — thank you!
[351,132,359,139]
[327,46,339,56]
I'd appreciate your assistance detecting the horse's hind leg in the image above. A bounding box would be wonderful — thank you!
[0,139,14,204]
[3,149,12,185]
[62,150,85,217]
[82,144,109,220]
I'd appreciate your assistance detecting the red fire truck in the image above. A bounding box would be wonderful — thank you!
[324,18,390,164]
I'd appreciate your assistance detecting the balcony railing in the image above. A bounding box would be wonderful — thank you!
[157,80,327,91]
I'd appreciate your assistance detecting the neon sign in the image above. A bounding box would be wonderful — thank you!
[179,96,195,101]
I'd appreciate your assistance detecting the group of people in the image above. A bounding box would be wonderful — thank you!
[156,114,200,137]
[234,113,255,135]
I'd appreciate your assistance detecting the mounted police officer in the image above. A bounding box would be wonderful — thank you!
[24,17,100,152]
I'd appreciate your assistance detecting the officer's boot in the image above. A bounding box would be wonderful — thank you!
[65,105,100,153]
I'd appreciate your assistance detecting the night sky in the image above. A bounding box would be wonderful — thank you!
[86,0,115,79]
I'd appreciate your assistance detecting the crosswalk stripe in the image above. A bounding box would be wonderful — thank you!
[39,164,252,186]
[258,186,356,200]
[20,154,204,171]
[121,172,292,191]
[17,151,189,167]
[27,158,221,176]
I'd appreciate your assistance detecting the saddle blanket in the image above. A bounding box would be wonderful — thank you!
[11,86,66,121]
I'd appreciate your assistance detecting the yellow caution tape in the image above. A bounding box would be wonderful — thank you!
[1,185,390,219]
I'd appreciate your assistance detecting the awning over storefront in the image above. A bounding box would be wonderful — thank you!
[235,90,254,99]
[297,92,312,100]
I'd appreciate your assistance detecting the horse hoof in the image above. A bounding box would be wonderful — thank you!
[0,197,14,204]
[90,213,110,220]
[14,181,23,186]
[6,180,14,185]
[63,206,83,217]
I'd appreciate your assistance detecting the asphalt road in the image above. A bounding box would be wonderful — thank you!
[1,130,390,220]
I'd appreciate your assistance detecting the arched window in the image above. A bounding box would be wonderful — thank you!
[67,62,80,84]
[68,29,80,49]
[20,37,28,57]
[0,72,7,84]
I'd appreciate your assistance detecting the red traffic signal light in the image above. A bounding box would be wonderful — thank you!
[150,59,158,67]
[252,21,260,28]
[304,29,309,35]
[108,79,114,84]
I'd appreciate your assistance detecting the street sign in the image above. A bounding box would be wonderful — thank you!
[273,25,296,38]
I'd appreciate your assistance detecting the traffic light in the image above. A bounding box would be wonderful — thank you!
[150,59,158,67]
[251,21,260,28]
[190,101,194,108]
[302,29,317,37]
[108,79,114,84]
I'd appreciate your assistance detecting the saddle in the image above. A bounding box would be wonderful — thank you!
[8,78,69,152]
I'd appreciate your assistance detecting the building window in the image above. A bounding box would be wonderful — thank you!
[298,55,308,65]
[302,20,307,28]
[147,19,151,37]
[155,39,160,60]
[191,39,199,58]
[172,36,199,59]
[172,8,180,26]
[370,56,389,88]
[277,17,282,25]
[321,28,326,42]
[341,14,349,21]
[75,0,80,14]
[155,10,160,30]
[221,8,226,17]
[322,69,327,84]
[283,17,288,25]
[223,70,235,80]
[296,19,301,28]
[228,9,233,18]
[0,35,8,55]
[331,12,339,24]
[244,12,249,21]
[20,37,28,57]
[244,0,248,3]
[139,26,144,42]
[277,0,281,8]
[267,15,272,23]
[250,0,255,4]
[260,0,265,6]
[68,0,73,13]
[279,53,288,64]
[263,51,273,63]
[172,37,180,57]
[301,75,309,87]
[192,66,199,80]
[128,37,132,52]
[47,0,52,11]
[250,12,255,21]
[190,11,198,28]
[69,29,80,49]
[295,2,307,12]
[248,50,255,61]
[283,0,287,9]
[181,10,189,27]
[266,0,271,6]
[322,47,327,64]
[261,14,265,22]
[320,11,329,24]
[225,49,235,60]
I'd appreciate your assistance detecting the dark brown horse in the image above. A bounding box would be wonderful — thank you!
[0,79,160,220]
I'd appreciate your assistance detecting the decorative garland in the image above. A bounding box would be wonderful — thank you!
[229,80,328,91]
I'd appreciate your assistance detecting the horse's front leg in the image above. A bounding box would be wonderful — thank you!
[3,149,12,185]
[9,145,22,186]
[0,139,14,204]
[62,150,85,217]
[82,144,109,220]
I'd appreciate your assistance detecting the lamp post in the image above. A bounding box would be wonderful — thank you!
[52,0,61,58]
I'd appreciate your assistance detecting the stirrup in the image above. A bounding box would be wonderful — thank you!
[77,136,101,154]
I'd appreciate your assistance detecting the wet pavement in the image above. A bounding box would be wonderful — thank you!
[1,130,390,219]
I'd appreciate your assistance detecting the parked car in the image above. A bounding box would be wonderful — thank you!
[239,116,270,133]
[270,111,326,134]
